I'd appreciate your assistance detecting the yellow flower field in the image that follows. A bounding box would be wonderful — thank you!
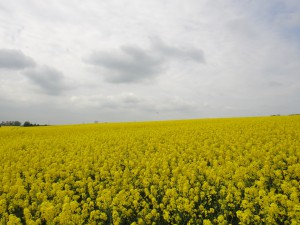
[0,116,300,224]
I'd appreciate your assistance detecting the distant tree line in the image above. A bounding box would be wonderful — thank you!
[0,121,48,127]
[0,121,22,126]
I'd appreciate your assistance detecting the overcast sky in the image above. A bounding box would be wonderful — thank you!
[1,0,300,124]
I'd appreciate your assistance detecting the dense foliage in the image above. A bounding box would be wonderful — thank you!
[0,116,299,224]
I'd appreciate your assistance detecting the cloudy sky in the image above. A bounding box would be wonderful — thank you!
[0,0,300,124]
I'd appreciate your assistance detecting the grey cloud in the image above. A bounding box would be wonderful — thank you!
[0,49,35,70]
[103,93,141,108]
[69,93,199,121]
[24,66,68,95]
[85,45,163,83]
[151,37,205,62]
[84,38,205,83]
[70,93,142,111]
[226,19,258,39]
[141,96,198,113]
[118,92,141,104]
[268,81,284,87]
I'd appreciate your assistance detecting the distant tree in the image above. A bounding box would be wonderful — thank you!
[13,121,22,126]
[23,121,32,127]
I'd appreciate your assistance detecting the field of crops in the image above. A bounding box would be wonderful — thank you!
[0,116,299,224]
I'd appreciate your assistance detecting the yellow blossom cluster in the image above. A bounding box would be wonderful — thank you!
[0,116,299,224]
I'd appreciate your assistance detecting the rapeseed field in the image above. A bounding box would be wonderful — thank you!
[0,116,299,224]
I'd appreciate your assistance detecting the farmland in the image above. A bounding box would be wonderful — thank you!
[0,116,300,224]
